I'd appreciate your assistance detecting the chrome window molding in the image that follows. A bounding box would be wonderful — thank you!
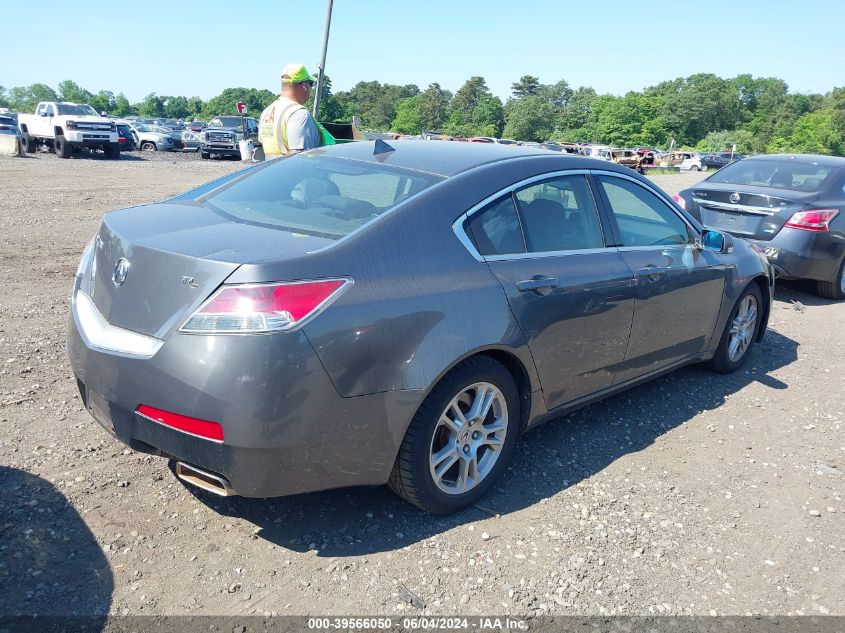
[72,291,163,358]
[693,198,779,216]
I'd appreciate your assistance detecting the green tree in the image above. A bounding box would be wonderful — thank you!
[89,90,116,115]
[334,81,418,129]
[511,75,540,98]
[503,95,557,142]
[444,77,503,137]
[113,93,135,117]
[416,83,451,131]
[164,95,190,119]
[391,95,423,134]
[0,86,9,108]
[186,97,204,119]
[137,93,165,118]
[8,84,59,112]
[696,129,756,154]
[57,80,93,104]
[769,110,843,155]
[201,88,275,119]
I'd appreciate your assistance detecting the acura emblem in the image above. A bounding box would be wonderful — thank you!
[112,258,129,286]
[729,192,741,204]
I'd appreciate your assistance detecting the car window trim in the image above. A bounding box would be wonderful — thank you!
[452,169,611,262]
[589,169,700,246]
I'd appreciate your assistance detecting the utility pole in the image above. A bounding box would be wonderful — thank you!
[312,0,334,119]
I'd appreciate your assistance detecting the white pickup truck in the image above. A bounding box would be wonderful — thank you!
[18,102,120,159]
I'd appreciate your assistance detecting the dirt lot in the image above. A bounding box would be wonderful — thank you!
[0,151,843,619]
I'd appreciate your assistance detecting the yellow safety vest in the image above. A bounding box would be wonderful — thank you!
[258,98,304,157]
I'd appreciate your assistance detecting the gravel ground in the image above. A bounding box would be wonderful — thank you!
[0,151,843,618]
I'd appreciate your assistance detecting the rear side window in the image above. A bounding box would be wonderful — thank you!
[202,155,443,239]
[515,175,605,252]
[467,196,525,256]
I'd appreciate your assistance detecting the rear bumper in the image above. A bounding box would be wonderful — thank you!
[67,297,419,497]
[749,228,844,282]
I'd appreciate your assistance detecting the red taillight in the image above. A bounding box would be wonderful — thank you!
[672,194,686,210]
[784,209,839,232]
[181,278,350,333]
[136,405,224,442]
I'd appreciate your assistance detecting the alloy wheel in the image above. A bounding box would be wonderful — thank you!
[728,294,758,362]
[428,382,508,495]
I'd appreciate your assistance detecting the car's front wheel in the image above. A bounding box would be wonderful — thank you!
[707,284,763,373]
[54,135,72,158]
[389,357,520,514]
[815,256,845,300]
[140,141,156,152]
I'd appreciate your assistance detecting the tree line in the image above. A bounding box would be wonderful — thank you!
[2,73,844,155]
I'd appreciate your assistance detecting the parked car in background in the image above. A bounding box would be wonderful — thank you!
[128,123,174,152]
[676,153,845,299]
[0,114,23,153]
[609,148,644,173]
[636,148,662,165]
[679,153,705,172]
[115,121,136,151]
[199,116,258,159]
[578,144,613,160]
[68,142,772,514]
[701,152,745,170]
[18,101,120,158]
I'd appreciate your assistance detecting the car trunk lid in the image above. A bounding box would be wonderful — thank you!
[87,201,335,338]
[689,184,819,241]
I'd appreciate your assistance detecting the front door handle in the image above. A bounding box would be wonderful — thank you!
[637,265,666,281]
[516,277,560,295]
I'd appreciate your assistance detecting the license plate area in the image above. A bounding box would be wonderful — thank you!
[701,208,759,235]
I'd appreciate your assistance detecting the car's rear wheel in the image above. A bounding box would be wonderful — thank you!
[200,150,210,159]
[140,141,156,152]
[388,356,519,514]
[707,284,763,373]
[691,165,700,172]
[815,257,845,300]
[54,135,72,158]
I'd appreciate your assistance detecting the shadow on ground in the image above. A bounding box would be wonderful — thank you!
[0,467,112,625]
[182,324,798,558]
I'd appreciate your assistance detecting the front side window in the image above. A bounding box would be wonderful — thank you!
[514,175,605,253]
[598,176,692,247]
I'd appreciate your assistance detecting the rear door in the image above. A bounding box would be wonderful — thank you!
[592,173,727,383]
[461,172,636,410]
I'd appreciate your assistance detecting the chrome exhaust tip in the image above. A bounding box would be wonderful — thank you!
[175,462,234,497]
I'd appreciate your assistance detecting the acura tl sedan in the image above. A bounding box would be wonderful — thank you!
[676,154,845,300]
[68,142,773,514]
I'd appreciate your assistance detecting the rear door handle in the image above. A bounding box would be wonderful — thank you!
[637,265,666,281]
[516,277,560,295]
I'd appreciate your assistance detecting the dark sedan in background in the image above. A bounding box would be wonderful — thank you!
[68,142,773,514]
[701,152,746,170]
[676,154,845,299]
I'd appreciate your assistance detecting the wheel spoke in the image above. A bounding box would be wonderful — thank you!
[431,445,459,479]
[728,335,741,360]
[465,385,490,421]
[457,456,471,492]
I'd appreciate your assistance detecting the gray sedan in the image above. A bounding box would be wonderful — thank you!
[68,142,773,514]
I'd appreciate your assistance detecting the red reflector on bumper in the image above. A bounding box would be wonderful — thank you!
[136,405,224,442]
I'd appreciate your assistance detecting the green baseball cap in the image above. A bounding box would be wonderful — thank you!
[281,63,315,85]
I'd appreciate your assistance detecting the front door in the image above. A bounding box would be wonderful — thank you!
[592,174,727,383]
[464,173,636,411]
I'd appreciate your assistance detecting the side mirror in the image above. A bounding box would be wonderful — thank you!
[698,229,733,254]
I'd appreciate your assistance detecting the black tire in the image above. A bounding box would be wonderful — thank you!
[691,165,700,172]
[103,143,120,159]
[55,134,72,158]
[815,257,845,300]
[388,356,520,514]
[707,284,763,374]
[200,150,210,159]
[140,141,156,152]
[21,134,37,153]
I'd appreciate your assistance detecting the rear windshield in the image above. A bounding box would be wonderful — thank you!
[708,159,841,192]
[202,155,444,239]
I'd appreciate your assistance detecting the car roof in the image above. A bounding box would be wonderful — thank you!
[740,153,845,167]
[315,140,613,177]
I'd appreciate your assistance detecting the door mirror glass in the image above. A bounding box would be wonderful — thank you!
[699,229,731,253]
